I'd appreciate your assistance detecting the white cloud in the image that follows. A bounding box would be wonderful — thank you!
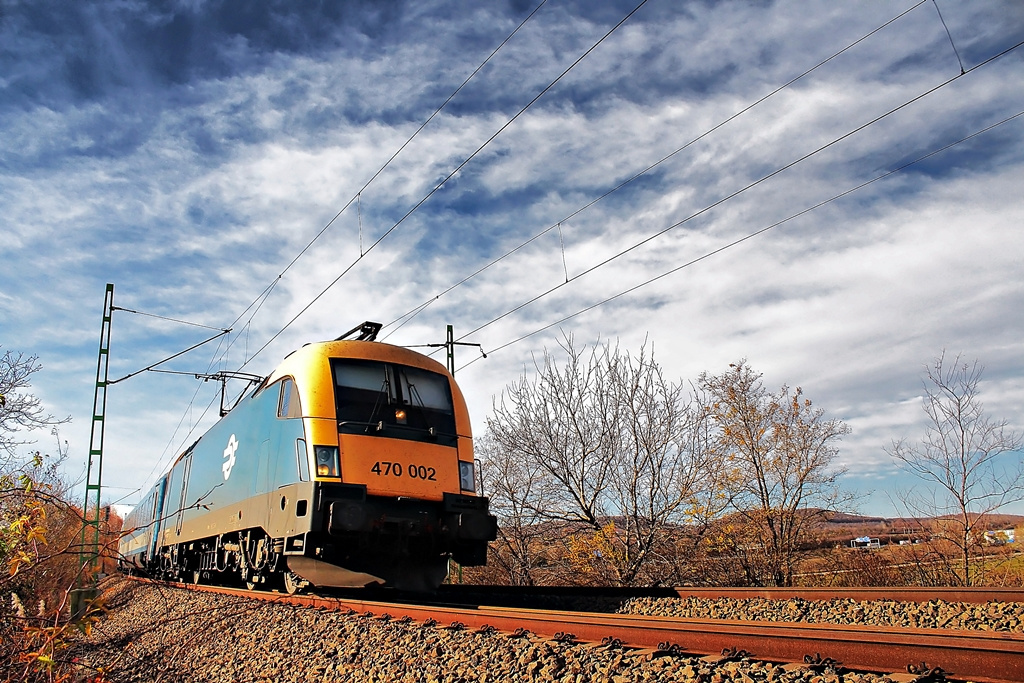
[2,0,1021,513]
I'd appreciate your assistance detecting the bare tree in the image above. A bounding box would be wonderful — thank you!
[603,343,718,584]
[488,338,617,532]
[888,352,1024,586]
[476,433,552,585]
[485,336,715,586]
[699,360,850,587]
[1,349,70,463]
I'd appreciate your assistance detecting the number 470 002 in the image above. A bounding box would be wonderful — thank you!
[370,461,437,481]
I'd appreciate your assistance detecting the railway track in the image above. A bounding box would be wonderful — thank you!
[670,586,1024,603]
[433,583,1024,608]
[152,581,1023,683]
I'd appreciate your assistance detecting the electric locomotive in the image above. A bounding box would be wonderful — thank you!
[119,323,496,592]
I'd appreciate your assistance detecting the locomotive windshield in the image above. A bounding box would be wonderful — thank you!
[331,359,457,447]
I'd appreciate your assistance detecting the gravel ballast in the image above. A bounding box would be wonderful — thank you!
[74,580,905,683]
[615,595,1024,632]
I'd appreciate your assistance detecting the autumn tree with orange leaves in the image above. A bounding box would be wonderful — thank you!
[698,360,851,587]
[1,348,113,682]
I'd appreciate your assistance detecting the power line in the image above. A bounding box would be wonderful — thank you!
[199,1,549,376]
[110,306,226,332]
[276,0,553,278]
[140,282,277,485]
[380,0,931,339]
[139,4,1016,486]
[238,0,654,370]
[141,387,221,494]
[932,0,966,75]
[458,108,1024,371]
[452,37,1024,351]
[144,3,555,470]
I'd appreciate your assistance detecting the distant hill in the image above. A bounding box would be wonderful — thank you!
[819,510,1024,527]
[813,510,1024,544]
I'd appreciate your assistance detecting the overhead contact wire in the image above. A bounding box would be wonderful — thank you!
[154,3,554,490]
[381,0,929,338]
[454,38,1024,346]
[194,1,548,378]
[241,0,653,368]
[277,0,551,276]
[458,109,1024,371]
[932,0,965,74]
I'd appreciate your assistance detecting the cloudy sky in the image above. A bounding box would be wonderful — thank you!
[3,0,1023,517]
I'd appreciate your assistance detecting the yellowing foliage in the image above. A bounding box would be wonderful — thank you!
[565,522,623,584]
[2,454,114,682]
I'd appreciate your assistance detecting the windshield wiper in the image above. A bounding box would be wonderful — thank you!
[338,419,448,440]
[363,374,391,433]
[338,419,386,432]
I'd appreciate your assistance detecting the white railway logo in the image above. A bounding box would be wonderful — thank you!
[222,434,238,480]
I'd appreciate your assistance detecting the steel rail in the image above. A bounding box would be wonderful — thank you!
[437,584,1024,604]
[671,586,1024,603]
[165,582,1023,683]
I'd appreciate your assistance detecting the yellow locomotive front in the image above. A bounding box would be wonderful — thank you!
[274,332,496,591]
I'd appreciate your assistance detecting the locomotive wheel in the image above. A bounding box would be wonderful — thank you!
[283,571,305,595]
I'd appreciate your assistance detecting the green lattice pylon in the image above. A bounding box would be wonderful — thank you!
[72,283,113,616]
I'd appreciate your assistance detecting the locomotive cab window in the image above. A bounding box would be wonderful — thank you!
[332,359,457,447]
[277,377,302,418]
